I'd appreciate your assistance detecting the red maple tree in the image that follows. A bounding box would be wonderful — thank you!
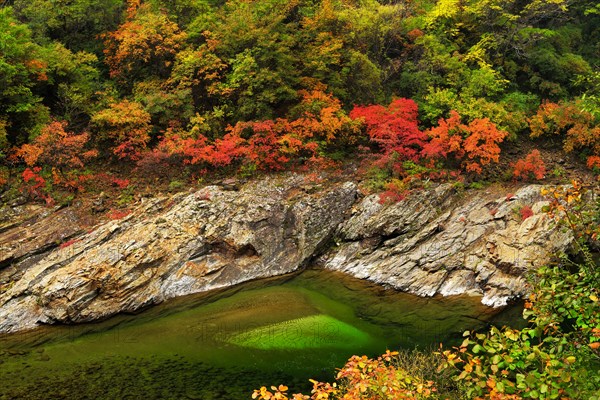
[350,98,427,164]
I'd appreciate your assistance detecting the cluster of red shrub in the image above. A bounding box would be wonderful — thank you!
[13,95,592,210]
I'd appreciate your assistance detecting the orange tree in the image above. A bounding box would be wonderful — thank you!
[13,120,97,172]
[12,120,97,198]
[422,110,508,175]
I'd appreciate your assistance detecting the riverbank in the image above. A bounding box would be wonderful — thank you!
[0,173,573,333]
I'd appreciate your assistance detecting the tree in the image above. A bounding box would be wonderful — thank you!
[91,100,151,160]
[164,38,229,133]
[11,0,124,54]
[0,7,50,147]
[423,110,507,174]
[529,100,600,169]
[102,1,187,86]
[194,0,302,121]
[39,43,102,127]
[287,86,361,148]
[13,120,97,171]
[350,99,428,166]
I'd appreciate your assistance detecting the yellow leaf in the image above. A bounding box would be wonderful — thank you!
[590,294,598,302]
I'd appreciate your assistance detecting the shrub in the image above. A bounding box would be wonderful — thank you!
[423,110,508,174]
[253,350,439,400]
[350,98,428,168]
[529,101,600,170]
[513,150,546,180]
[14,120,97,169]
[519,205,534,221]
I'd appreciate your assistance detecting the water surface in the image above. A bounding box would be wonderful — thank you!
[0,269,523,399]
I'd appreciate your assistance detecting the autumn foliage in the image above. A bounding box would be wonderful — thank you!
[520,205,534,221]
[140,88,360,174]
[14,120,97,169]
[513,150,545,180]
[91,100,151,160]
[529,101,600,170]
[224,88,360,171]
[348,102,507,188]
[350,98,427,167]
[102,1,187,82]
[423,111,508,174]
[252,350,437,400]
[0,0,599,209]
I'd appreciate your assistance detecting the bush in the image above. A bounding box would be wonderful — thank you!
[253,350,440,400]
[513,150,546,181]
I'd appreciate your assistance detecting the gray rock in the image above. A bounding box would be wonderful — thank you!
[0,177,578,334]
[0,174,357,333]
[319,184,572,307]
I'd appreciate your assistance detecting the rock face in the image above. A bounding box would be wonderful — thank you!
[0,175,357,333]
[319,184,572,307]
[0,176,575,334]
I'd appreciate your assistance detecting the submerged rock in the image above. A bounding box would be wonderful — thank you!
[0,176,576,333]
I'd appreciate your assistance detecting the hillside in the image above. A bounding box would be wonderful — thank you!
[0,0,599,206]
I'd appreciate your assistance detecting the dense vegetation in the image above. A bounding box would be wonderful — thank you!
[0,0,599,205]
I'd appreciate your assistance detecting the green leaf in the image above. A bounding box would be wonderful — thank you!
[472,344,484,354]
[496,381,505,393]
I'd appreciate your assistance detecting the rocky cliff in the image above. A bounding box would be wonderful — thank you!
[0,174,573,333]
[319,184,572,307]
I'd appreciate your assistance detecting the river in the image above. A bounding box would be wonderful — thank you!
[0,269,523,399]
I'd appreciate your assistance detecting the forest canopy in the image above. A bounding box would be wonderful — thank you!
[0,0,599,201]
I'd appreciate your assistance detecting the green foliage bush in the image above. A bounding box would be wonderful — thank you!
[440,183,600,399]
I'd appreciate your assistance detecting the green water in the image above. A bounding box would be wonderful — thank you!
[0,269,523,399]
